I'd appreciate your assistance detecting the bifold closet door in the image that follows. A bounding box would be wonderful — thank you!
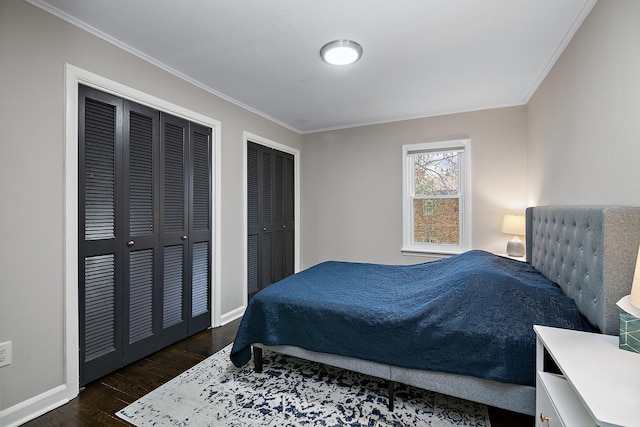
[78,88,125,385]
[187,123,213,334]
[158,115,213,346]
[247,142,294,300]
[79,88,164,382]
[79,85,212,386]
[122,101,161,364]
[273,150,295,282]
[157,113,190,346]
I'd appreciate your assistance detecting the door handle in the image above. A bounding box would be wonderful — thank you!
[181,235,187,240]
[127,240,135,247]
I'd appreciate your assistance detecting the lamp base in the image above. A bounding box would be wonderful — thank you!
[617,295,640,353]
[506,236,524,257]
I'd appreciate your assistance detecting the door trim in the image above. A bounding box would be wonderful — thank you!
[242,132,300,312]
[64,63,222,400]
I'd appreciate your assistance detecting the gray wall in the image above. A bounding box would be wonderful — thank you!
[0,0,300,413]
[527,0,640,206]
[300,106,528,268]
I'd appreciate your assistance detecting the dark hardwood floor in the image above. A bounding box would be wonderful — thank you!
[24,319,533,426]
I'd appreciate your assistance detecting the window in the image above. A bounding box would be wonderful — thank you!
[402,139,471,255]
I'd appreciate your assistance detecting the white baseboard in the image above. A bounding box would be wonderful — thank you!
[220,305,245,326]
[0,384,71,427]
[0,307,245,427]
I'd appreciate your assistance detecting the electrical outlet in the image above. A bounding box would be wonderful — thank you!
[0,341,12,367]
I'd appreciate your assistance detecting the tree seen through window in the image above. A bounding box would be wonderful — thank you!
[412,151,460,244]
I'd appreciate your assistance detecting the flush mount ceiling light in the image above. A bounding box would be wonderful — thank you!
[320,39,363,66]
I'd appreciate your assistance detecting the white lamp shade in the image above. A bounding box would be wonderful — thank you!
[501,214,525,236]
[631,246,640,309]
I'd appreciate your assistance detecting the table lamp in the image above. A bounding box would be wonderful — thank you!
[616,245,640,353]
[501,214,525,257]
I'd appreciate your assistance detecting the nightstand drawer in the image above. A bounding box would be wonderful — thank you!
[536,372,594,427]
[536,372,562,426]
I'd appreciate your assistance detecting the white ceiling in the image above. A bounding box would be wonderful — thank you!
[31,0,596,133]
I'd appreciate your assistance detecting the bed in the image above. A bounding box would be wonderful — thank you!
[230,206,640,415]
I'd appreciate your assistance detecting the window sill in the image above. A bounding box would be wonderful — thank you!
[401,247,462,260]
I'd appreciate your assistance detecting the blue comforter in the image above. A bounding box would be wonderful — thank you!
[230,250,591,386]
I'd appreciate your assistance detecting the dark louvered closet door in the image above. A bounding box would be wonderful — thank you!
[78,87,124,385]
[260,148,274,290]
[247,143,260,299]
[272,152,295,283]
[247,142,294,300]
[122,101,160,364]
[188,123,212,334]
[283,154,295,277]
[159,113,189,345]
[79,85,212,386]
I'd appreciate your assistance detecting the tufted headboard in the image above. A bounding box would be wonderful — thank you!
[525,206,640,335]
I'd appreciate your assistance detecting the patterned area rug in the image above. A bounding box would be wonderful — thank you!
[117,345,491,426]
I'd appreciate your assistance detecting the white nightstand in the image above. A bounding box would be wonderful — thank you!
[534,325,640,427]
[498,253,526,261]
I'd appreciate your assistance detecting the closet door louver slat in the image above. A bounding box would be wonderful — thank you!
[192,242,209,317]
[128,249,154,344]
[84,98,116,241]
[129,111,154,236]
[163,122,185,233]
[163,245,184,329]
[192,130,210,231]
[84,254,116,361]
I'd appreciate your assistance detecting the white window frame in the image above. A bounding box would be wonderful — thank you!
[402,139,471,255]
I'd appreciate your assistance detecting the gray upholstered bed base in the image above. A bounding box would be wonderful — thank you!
[253,343,535,414]
[253,206,640,415]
